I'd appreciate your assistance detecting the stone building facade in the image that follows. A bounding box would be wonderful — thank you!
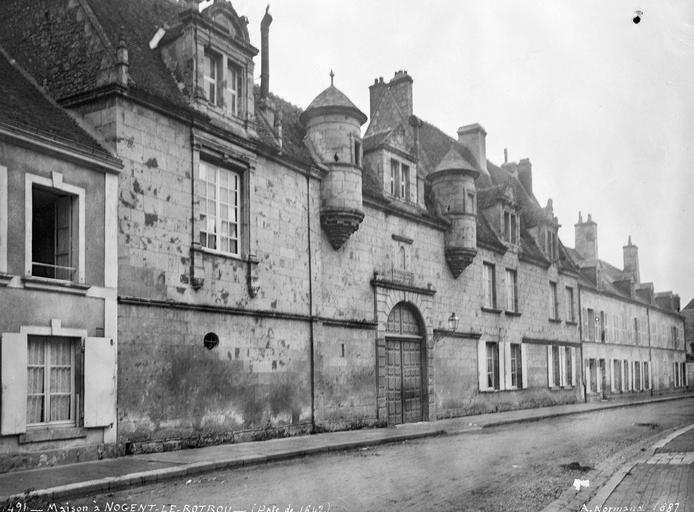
[0,0,686,470]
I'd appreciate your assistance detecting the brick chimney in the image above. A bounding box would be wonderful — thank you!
[623,236,640,283]
[574,212,598,261]
[457,123,487,176]
[518,158,532,194]
[369,76,387,119]
[388,70,413,117]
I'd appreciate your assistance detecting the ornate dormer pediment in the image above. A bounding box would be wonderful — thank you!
[203,0,251,43]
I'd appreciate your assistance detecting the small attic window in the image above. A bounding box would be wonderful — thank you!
[226,60,243,117]
[204,52,222,107]
[503,210,518,245]
[545,229,557,261]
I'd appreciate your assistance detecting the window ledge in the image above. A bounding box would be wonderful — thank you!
[192,245,249,264]
[22,276,90,295]
[505,310,522,317]
[548,318,562,324]
[0,273,13,286]
[19,427,86,444]
[481,307,503,315]
[565,321,578,326]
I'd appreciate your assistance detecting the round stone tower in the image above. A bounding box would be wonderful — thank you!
[300,75,367,250]
[429,147,480,277]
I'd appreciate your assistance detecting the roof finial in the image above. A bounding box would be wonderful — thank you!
[330,69,334,86]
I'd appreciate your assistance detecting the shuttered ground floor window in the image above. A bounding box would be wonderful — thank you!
[27,336,78,426]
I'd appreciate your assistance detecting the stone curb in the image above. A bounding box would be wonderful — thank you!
[0,429,446,505]
[480,394,694,429]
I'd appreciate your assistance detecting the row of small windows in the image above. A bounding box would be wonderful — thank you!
[479,340,527,391]
[204,52,244,117]
[585,358,652,394]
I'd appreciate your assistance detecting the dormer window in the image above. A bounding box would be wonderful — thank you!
[389,159,411,201]
[503,210,518,244]
[204,52,222,107]
[226,60,243,116]
[545,229,557,261]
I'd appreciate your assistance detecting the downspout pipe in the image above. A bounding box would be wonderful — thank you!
[306,171,315,433]
[578,283,586,403]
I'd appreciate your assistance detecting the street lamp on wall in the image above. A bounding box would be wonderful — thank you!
[447,312,459,332]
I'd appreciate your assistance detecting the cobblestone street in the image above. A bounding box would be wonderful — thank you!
[60,400,693,512]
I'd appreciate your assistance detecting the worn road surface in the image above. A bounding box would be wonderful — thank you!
[68,400,694,512]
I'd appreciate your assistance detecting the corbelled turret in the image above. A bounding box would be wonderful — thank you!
[429,147,480,277]
[301,73,367,250]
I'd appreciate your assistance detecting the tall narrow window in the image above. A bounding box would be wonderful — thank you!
[32,187,76,281]
[643,361,649,389]
[623,359,630,391]
[466,191,476,214]
[204,53,221,106]
[354,140,361,167]
[633,318,639,345]
[226,62,243,116]
[483,262,496,309]
[565,347,572,386]
[27,336,76,425]
[486,342,499,390]
[552,345,561,387]
[511,343,522,388]
[587,308,596,341]
[390,159,398,196]
[199,162,240,256]
[505,269,518,313]
[400,164,410,200]
[549,281,559,320]
[634,361,641,390]
[503,211,518,244]
[600,311,606,342]
[565,287,575,322]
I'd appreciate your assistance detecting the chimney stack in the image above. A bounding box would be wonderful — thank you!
[518,158,532,194]
[574,212,598,261]
[260,6,272,99]
[388,70,413,117]
[623,236,640,283]
[457,123,488,176]
[368,76,387,119]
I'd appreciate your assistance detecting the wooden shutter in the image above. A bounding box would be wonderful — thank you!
[477,338,487,391]
[1,333,27,435]
[83,337,116,427]
[54,196,72,280]
[521,343,529,389]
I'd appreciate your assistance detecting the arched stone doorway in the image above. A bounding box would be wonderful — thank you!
[385,302,425,424]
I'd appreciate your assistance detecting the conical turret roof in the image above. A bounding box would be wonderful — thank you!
[300,84,367,126]
[433,147,479,177]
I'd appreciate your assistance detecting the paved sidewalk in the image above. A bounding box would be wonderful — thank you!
[1,393,692,505]
[596,423,694,512]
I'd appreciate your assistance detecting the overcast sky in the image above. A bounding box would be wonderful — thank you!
[203,0,694,306]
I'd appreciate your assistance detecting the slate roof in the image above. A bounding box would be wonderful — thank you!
[0,46,112,158]
[300,84,367,125]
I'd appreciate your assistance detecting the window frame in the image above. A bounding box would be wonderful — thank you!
[565,286,575,322]
[505,268,518,313]
[26,335,78,428]
[204,51,222,107]
[486,341,500,391]
[483,262,497,309]
[24,173,85,284]
[0,164,7,273]
[225,59,244,117]
[510,343,522,389]
[503,210,518,245]
[548,281,559,320]
[197,161,242,257]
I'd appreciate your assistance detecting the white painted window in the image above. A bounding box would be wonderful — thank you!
[483,262,496,309]
[198,162,240,256]
[400,164,409,199]
[25,173,85,283]
[389,159,397,196]
[548,281,559,320]
[27,336,77,426]
[204,52,221,107]
[226,61,243,116]
[510,343,522,388]
[389,159,411,201]
[486,341,500,390]
[565,287,575,322]
[505,268,517,313]
[503,211,517,244]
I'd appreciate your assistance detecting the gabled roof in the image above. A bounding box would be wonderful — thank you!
[683,298,694,311]
[0,45,112,159]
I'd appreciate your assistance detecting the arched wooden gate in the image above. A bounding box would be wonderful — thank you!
[385,302,425,424]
